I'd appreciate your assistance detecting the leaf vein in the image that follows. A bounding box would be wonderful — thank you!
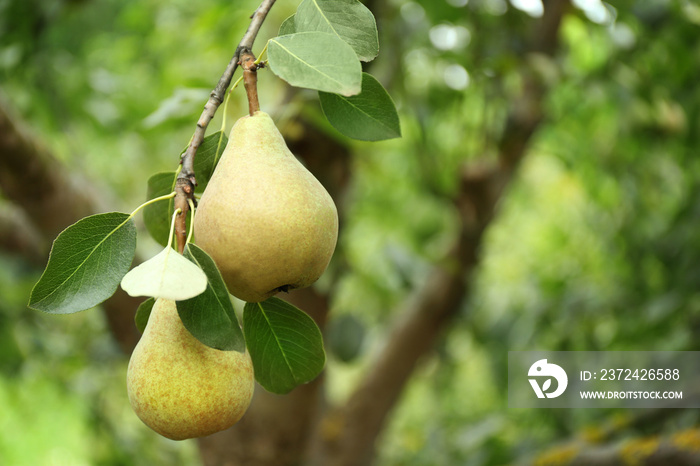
[271,39,347,88]
[32,216,131,307]
[257,303,298,381]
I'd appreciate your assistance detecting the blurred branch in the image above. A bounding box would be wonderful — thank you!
[520,395,700,465]
[525,428,700,466]
[596,397,700,442]
[0,94,96,239]
[0,94,142,354]
[175,0,276,252]
[313,2,569,464]
[0,201,45,266]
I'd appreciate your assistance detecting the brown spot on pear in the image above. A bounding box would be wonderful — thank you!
[127,298,254,440]
[194,111,338,302]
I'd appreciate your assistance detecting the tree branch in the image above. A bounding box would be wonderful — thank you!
[0,94,97,239]
[519,395,700,465]
[314,2,569,464]
[525,428,700,466]
[0,201,45,266]
[174,0,276,252]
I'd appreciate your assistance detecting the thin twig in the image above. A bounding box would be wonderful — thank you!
[174,0,277,253]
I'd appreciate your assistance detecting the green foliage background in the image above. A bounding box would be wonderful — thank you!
[1,0,699,464]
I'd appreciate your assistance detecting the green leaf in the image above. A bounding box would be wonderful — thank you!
[268,32,362,96]
[135,297,155,333]
[243,297,325,394]
[191,131,228,192]
[28,213,137,314]
[278,14,296,35]
[319,72,401,141]
[295,0,378,62]
[177,244,245,352]
[120,247,207,300]
[143,172,177,247]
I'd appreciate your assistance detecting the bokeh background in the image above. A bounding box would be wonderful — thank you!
[1,0,699,464]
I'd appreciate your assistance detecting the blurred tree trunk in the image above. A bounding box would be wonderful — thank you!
[197,288,330,466]
[0,94,95,239]
[0,93,142,354]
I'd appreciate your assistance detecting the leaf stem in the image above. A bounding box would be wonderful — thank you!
[186,199,196,245]
[129,191,177,220]
[213,77,241,166]
[231,74,245,91]
[255,42,269,64]
[167,208,183,250]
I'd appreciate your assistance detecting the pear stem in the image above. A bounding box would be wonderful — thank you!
[174,0,277,254]
[241,51,260,116]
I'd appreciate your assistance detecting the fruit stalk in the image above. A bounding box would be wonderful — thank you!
[241,50,260,116]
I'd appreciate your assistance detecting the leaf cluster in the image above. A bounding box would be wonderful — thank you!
[267,0,401,141]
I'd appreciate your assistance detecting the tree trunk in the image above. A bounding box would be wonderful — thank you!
[0,93,142,353]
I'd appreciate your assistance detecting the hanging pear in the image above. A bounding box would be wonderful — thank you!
[194,111,338,303]
[127,298,254,440]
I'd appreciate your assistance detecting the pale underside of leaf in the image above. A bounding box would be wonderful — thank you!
[296,0,378,61]
[268,32,361,96]
[270,38,351,92]
[120,247,207,301]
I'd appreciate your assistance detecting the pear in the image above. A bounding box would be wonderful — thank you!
[127,298,254,440]
[194,111,338,303]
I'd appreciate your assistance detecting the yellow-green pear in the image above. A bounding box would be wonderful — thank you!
[127,298,254,440]
[194,111,338,303]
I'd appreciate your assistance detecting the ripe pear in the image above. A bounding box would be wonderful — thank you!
[127,298,254,440]
[194,111,338,303]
